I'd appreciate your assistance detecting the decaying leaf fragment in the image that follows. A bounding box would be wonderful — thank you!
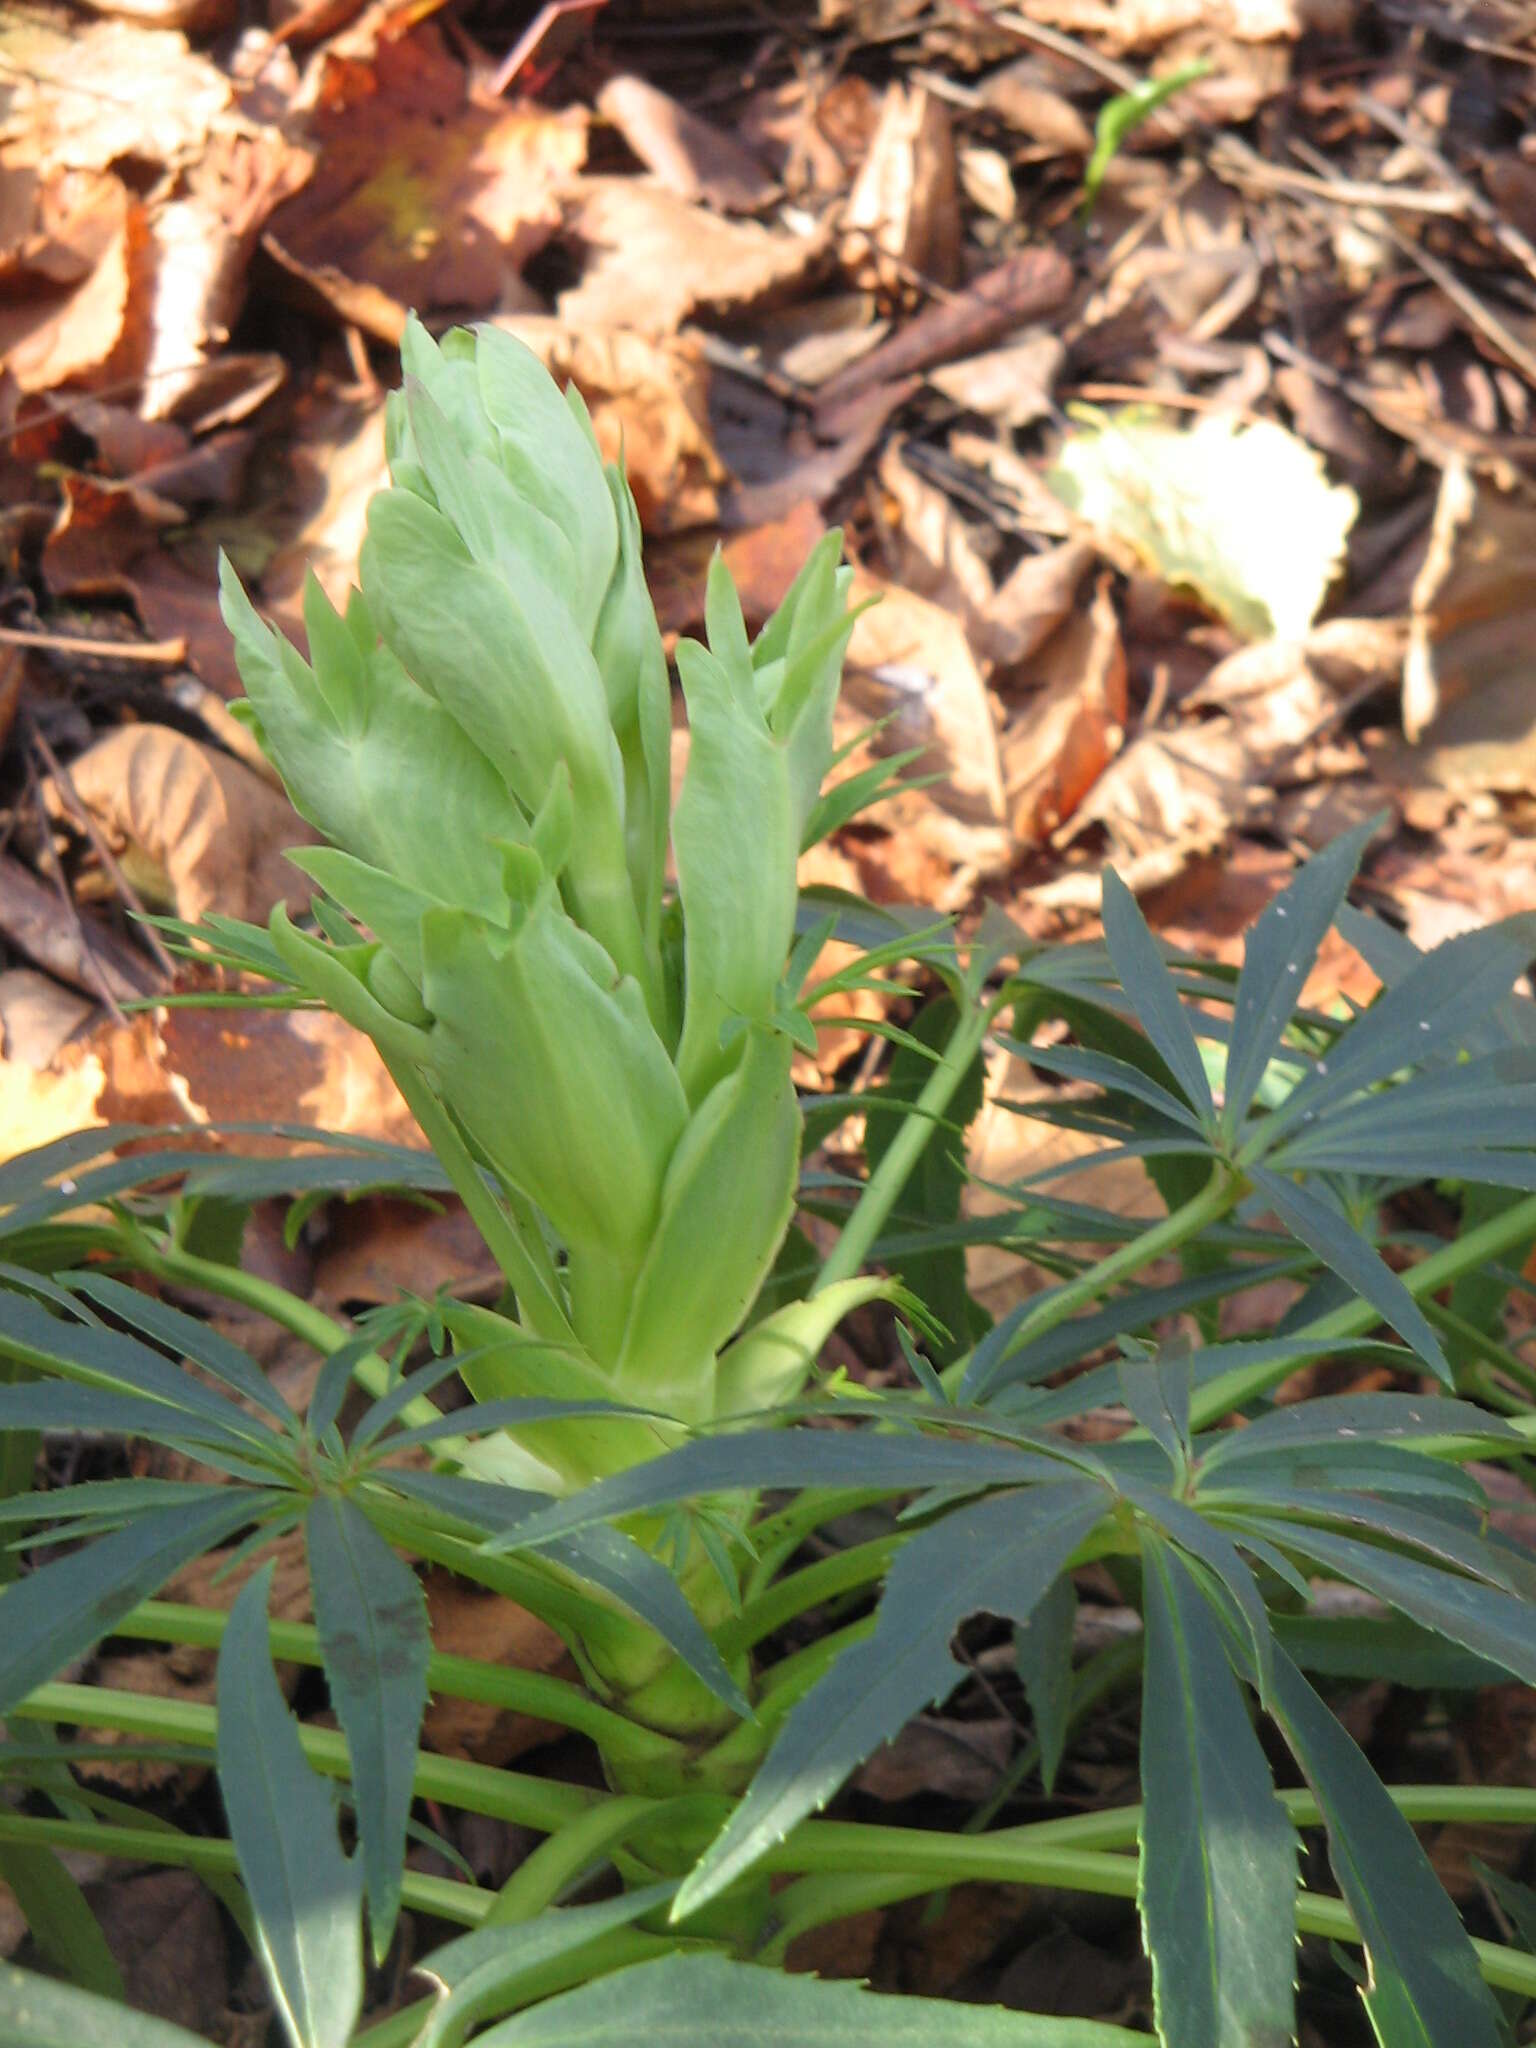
[840,82,962,296]
[1400,458,1536,772]
[1048,406,1358,641]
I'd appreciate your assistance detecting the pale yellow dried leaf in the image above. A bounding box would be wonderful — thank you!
[1048,407,1358,640]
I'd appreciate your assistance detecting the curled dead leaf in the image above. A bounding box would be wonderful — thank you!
[1400,460,1536,787]
[264,27,587,338]
[1003,575,1128,843]
[596,73,777,212]
[558,177,830,337]
[0,20,232,174]
[841,83,962,297]
[0,162,139,392]
[1035,718,1266,907]
[44,725,316,924]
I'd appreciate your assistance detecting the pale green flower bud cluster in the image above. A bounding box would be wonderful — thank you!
[221,317,856,1452]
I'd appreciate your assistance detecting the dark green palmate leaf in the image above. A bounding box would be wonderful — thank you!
[1272,1613,1503,1690]
[303,1495,430,1958]
[68,1275,300,1432]
[1246,1166,1450,1381]
[474,1952,1146,2046]
[674,1479,1111,1917]
[0,1962,213,2048]
[381,1469,749,1717]
[864,996,989,1361]
[961,1264,1309,1409]
[217,1564,363,2048]
[1192,1394,1519,1477]
[487,1431,1068,1553]
[0,1491,273,1717]
[1099,868,1216,1127]
[1230,1518,1536,1686]
[1256,916,1536,1153]
[1014,1571,1077,1794]
[1266,1647,1503,2048]
[1220,817,1377,1140]
[1138,1534,1296,2048]
[0,1841,122,1999]
[0,1291,280,1443]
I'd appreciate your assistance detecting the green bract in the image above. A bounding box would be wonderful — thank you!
[220,317,856,1463]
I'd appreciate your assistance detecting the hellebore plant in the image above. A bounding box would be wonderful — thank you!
[10,320,1536,2048]
[221,315,851,1452]
[214,318,897,1743]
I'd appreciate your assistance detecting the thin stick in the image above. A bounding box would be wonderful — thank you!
[26,713,176,981]
[22,758,129,1028]
[0,624,187,666]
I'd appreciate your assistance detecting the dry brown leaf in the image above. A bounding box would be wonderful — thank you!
[1002,575,1128,843]
[948,428,1077,539]
[841,83,961,297]
[310,1196,495,1312]
[1035,719,1266,906]
[1188,639,1336,768]
[0,19,231,173]
[558,177,829,336]
[259,396,388,620]
[768,292,889,387]
[264,28,587,340]
[847,574,1008,830]
[875,438,998,637]
[35,463,249,697]
[0,163,139,392]
[959,144,1018,223]
[43,725,314,925]
[927,328,1064,429]
[1396,461,1536,789]
[142,129,312,422]
[501,317,725,532]
[0,967,92,1069]
[987,539,1098,670]
[1019,0,1352,52]
[75,0,232,27]
[74,999,421,1154]
[980,63,1094,157]
[650,501,828,641]
[596,73,778,212]
[421,1571,576,1765]
[874,444,1090,669]
[854,1716,1013,1802]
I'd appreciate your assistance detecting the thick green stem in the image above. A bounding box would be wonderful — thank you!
[942,1167,1244,1396]
[0,1811,486,1929]
[116,1600,685,1770]
[719,1534,901,1659]
[12,1682,594,1836]
[484,1795,662,1924]
[815,992,995,1293]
